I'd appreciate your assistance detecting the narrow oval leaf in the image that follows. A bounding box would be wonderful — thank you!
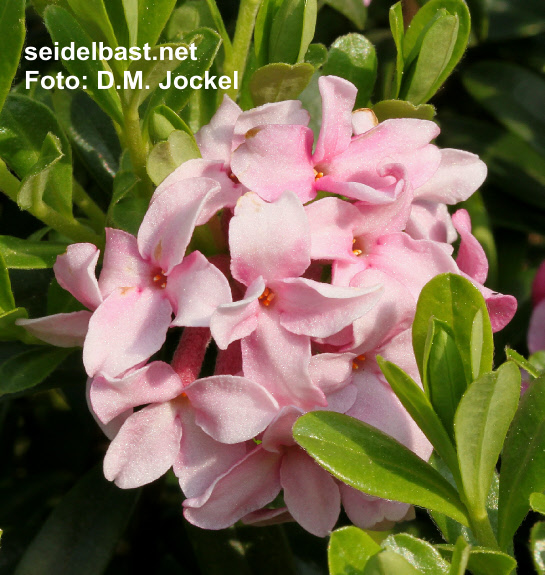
[250,62,314,106]
[436,544,516,575]
[383,534,450,574]
[498,375,545,549]
[455,362,520,515]
[389,2,405,99]
[0,252,14,314]
[0,237,67,270]
[413,273,493,384]
[255,0,283,67]
[324,0,366,30]
[66,0,118,48]
[448,537,470,575]
[373,100,436,122]
[149,105,193,144]
[531,521,545,575]
[322,33,377,107]
[293,411,469,525]
[0,0,25,115]
[137,0,177,48]
[363,550,421,575]
[328,526,381,575]
[14,466,139,575]
[0,307,30,342]
[531,493,545,515]
[147,130,200,186]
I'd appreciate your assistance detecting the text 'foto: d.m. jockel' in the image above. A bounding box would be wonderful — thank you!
[16,75,516,537]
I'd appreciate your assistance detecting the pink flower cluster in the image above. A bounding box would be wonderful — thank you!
[19,76,516,537]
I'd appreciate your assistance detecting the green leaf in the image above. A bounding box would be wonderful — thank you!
[413,273,493,384]
[488,0,545,40]
[423,319,467,438]
[531,493,545,515]
[304,43,328,69]
[147,130,200,186]
[293,411,470,525]
[531,521,545,575]
[0,94,73,216]
[0,307,33,342]
[322,34,377,107]
[436,544,516,575]
[14,466,139,575]
[137,0,177,48]
[389,2,405,99]
[373,100,436,122]
[121,0,138,46]
[0,237,67,269]
[0,252,14,314]
[324,0,366,30]
[147,28,222,115]
[377,357,459,479]
[530,351,545,375]
[0,346,73,396]
[505,347,542,379]
[328,526,381,575]
[382,534,450,574]
[463,61,545,158]
[498,375,545,549]
[44,6,124,125]
[455,362,520,516]
[254,0,283,67]
[250,63,314,106]
[149,105,193,144]
[65,0,118,47]
[448,537,470,575]
[363,550,421,575]
[466,0,488,42]
[268,0,317,65]
[0,0,25,115]
[107,168,148,235]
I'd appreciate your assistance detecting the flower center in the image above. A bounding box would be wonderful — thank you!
[352,238,363,257]
[258,287,276,307]
[228,170,240,184]
[314,169,324,182]
[152,270,167,289]
[352,354,366,370]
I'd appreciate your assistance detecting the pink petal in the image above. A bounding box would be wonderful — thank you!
[17,311,91,347]
[242,309,326,408]
[281,447,341,537]
[174,403,249,498]
[183,446,282,530]
[529,299,545,354]
[184,374,279,443]
[352,109,378,135]
[312,76,357,165]
[305,197,362,262]
[261,406,302,452]
[533,261,545,307]
[210,277,264,350]
[86,378,132,440]
[232,100,310,149]
[241,508,293,526]
[138,177,221,274]
[103,401,182,488]
[322,383,358,413]
[166,251,232,327]
[196,94,241,163]
[274,276,383,338]
[479,284,517,333]
[89,361,184,424]
[309,353,354,395]
[452,209,488,284]
[53,243,102,310]
[230,125,316,202]
[414,149,487,204]
[98,228,152,299]
[405,201,457,243]
[229,191,311,286]
[83,288,172,378]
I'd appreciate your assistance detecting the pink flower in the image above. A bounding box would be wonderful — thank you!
[529,260,545,353]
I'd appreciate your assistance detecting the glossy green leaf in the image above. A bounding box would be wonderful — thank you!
[455,362,520,516]
[463,61,545,157]
[448,537,470,575]
[324,0,366,30]
[531,521,545,575]
[505,348,542,379]
[530,352,545,375]
[268,0,317,65]
[0,307,32,342]
[44,6,124,125]
[373,99,436,122]
[436,544,516,575]
[66,0,118,47]
[147,28,222,115]
[0,252,14,314]
[322,34,377,107]
[0,0,25,115]
[293,411,469,525]
[0,346,73,396]
[498,375,545,549]
[0,94,73,216]
[328,526,381,575]
[531,493,545,515]
[137,0,177,48]
[149,105,193,144]
[382,534,450,574]
[413,273,493,384]
[147,130,200,186]
[304,43,328,69]
[389,2,405,99]
[254,0,283,67]
[107,169,148,235]
[14,466,139,575]
[250,63,314,106]
[363,550,421,575]
[0,237,67,270]
[377,357,459,478]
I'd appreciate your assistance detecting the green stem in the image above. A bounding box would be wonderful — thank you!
[123,104,152,199]
[0,161,20,202]
[224,0,262,99]
[468,506,499,550]
[72,180,106,231]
